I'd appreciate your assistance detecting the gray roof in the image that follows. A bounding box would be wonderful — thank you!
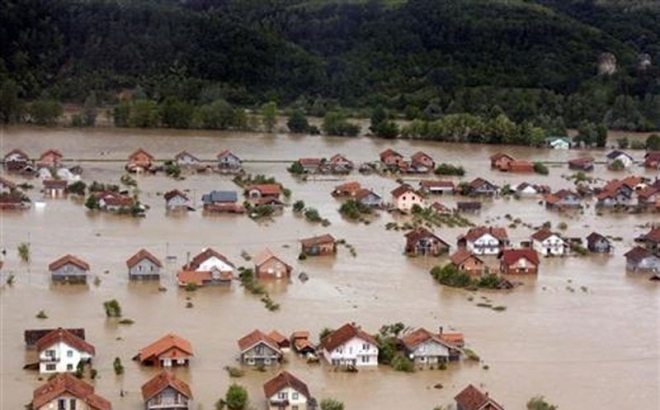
[202,190,238,204]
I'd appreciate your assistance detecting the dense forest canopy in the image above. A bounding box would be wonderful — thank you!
[1,0,660,131]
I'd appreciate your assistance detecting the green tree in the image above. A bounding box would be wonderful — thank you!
[595,123,608,148]
[617,137,629,149]
[18,242,30,263]
[287,109,309,133]
[28,100,62,126]
[261,101,278,133]
[646,134,660,151]
[82,92,98,126]
[160,97,194,129]
[129,99,160,128]
[322,111,360,137]
[224,384,248,410]
[320,398,344,410]
[527,396,558,410]
[370,105,387,132]
[113,101,131,127]
[196,99,236,129]
[85,195,100,210]
[0,79,22,123]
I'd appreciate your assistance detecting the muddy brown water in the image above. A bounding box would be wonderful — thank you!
[0,126,658,409]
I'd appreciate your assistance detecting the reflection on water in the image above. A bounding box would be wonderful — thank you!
[0,126,658,410]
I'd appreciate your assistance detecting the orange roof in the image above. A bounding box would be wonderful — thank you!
[531,229,559,242]
[40,149,63,160]
[400,328,455,351]
[300,234,336,248]
[186,248,234,270]
[263,371,311,399]
[391,184,416,198]
[32,373,111,410]
[299,158,322,166]
[137,334,193,363]
[253,248,291,270]
[454,384,504,410]
[500,249,540,266]
[291,331,310,340]
[411,151,433,162]
[450,248,483,265]
[35,328,95,355]
[48,254,90,272]
[237,329,280,352]
[329,153,352,164]
[267,330,289,345]
[506,160,534,172]
[320,323,377,352]
[141,371,192,401]
[333,181,361,193]
[177,270,212,286]
[247,184,281,196]
[440,332,464,346]
[128,148,154,161]
[217,149,239,159]
[380,148,402,161]
[126,249,162,269]
[459,226,508,242]
[420,180,455,189]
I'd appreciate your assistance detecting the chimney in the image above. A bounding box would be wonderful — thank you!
[438,326,443,336]
[186,251,190,268]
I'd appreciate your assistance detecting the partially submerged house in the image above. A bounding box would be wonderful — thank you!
[217,150,242,172]
[544,189,582,210]
[201,190,243,213]
[586,232,613,254]
[174,151,200,167]
[354,188,383,208]
[546,136,571,149]
[499,249,540,274]
[380,149,406,169]
[291,331,316,355]
[331,181,361,198]
[319,323,379,368]
[297,158,322,173]
[237,329,283,366]
[246,184,282,203]
[3,148,31,171]
[135,333,193,367]
[39,149,64,167]
[456,201,482,213]
[49,254,90,283]
[404,227,450,256]
[94,191,135,212]
[449,249,485,276]
[454,384,505,410]
[127,249,162,280]
[391,184,424,213]
[430,201,453,215]
[400,328,462,367]
[606,150,634,169]
[178,248,235,287]
[531,229,568,257]
[300,234,336,256]
[164,189,191,211]
[254,248,292,280]
[644,152,660,169]
[126,148,155,172]
[639,226,660,253]
[419,180,455,195]
[457,226,509,255]
[43,179,68,197]
[410,151,435,173]
[327,153,354,173]
[34,327,95,374]
[568,156,595,171]
[490,152,515,170]
[263,371,314,410]
[267,331,291,352]
[142,371,192,410]
[624,247,660,272]
[31,373,112,410]
[466,178,498,196]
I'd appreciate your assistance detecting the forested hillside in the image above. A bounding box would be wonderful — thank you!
[1,0,660,132]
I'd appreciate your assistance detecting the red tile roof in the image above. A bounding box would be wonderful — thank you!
[320,323,377,352]
[186,248,234,270]
[299,158,322,166]
[141,371,192,401]
[48,254,90,272]
[174,151,199,161]
[411,151,433,163]
[40,149,63,160]
[177,270,224,286]
[35,327,95,355]
[450,249,483,266]
[128,148,154,161]
[126,248,162,269]
[300,234,336,248]
[500,249,540,266]
[253,248,291,270]
[333,181,361,193]
[263,371,311,399]
[400,328,455,351]
[420,180,455,189]
[353,188,378,201]
[391,184,416,198]
[329,153,352,164]
[217,149,238,159]
[642,227,660,243]
[4,148,29,160]
[380,148,402,161]
[164,189,189,201]
[624,246,653,263]
[490,152,514,162]
[137,334,193,363]
[32,373,111,410]
[454,384,503,410]
[460,226,508,242]
[247,184,281,196]
[430,202,452,213]
[530,229,558,242]
[237,329,280,352]
[505,160,534,173]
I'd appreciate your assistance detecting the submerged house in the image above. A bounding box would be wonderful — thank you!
[410,151,435,173]
[499,249,540,274]
[644,152,660,169]
[31,373,112,410]
[178,248,235,287]
[586,232,613,254]
[624,247,660,272]
[606,150,634,169]
[354,188,383,208]
[174,151,200,167]
[391,184,424,213]
[404,227,450,256]
[490,152,515,170]
[400,328,462,367]
[531,229,568,257]
[237,330,283,366]
[217,150,242,172]
[457,226,509,255]
[466,178,498,196]
[39,149,64,167]
[320,323,379,368]
[164,189,191,211]
[142,371,192,410]
[254,248,292,280]
[126,148,155,172]
[568,156,595,171]
[135,333,193,367]
[263,371,315,410]
[43,179,68,197]
[454,384,504,410]
[419,180,455,195]
[201,190,243,213]
[127,249,162,280]
[300,234,336,256]
[49,254,90,283]
[331,181,361,198]
[35,327,95,374]
[449,249,485,276]
[3,148,31,171]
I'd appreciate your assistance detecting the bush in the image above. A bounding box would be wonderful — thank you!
[391,354,415,372]
[339,199,372,220]
[288,161,305,175]
[68,181,87,195]
[292,200,305,212]
[430,265,473,288]
[184,282,198,292]
[533,162,549,175]
[113,357,124,375]
[434,163,465,176]
[36,310,48,319]
[303,207,322,222]
[224,384,248,410]
[320,399,344,410]
[287,109,310,133]
[527,396,558,410]
[103,299,122,317]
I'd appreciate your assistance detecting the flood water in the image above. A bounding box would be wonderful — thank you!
[0,126,658,410]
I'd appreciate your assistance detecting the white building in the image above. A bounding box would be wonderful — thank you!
[35,328,95,374]
[606,150,634,169]
[391,184,424,213]
[320,323,378,367]
[531,229,568,256]
[263,371,313,410]
[458,226,509,255]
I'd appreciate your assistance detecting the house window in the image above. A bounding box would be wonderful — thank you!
[70,399,77,410]
[361,356,369,363]
[46,364,56,371]
[255,345,264,355]
[278,392,288,400]
[58,399,66,410]
[292,406,299,410]
[67,364,74,371]
[46,349,56,358]
[292,393,299,400]
[403,196,407,201]
[362,343,369,350]
[67,350,73,357]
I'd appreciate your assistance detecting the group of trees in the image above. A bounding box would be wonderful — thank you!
[2,0,660,131]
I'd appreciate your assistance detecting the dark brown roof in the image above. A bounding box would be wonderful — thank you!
[300,234,336,248]
[48,254,90,272]
[138,334,193,362]
[450,249,483,265]
[454,384,504,410]
[25,328,85,347]
[141,371,192,401]
[460,226,508,242]
[174,151,199,161]
[237,329,280,352]
[35,328,95,355]
[32,373,111,410]
[400,328,455,351]
[420,180,455,189]
[263,371,311,399]
[126,248,162,269]
[624,246,653,263]
[391,184,416,198]
[531,229,559,242]
[642,227,660,243]
[320,323,377,352]
[4,148,29,160]
[490,152,514,162]
[380,148,402,161]
[469,178,495,189]
[586,232,608,243]
[128,148,154,161]
[500,249,539,266]
[405,227,449,246]
[247,184,281,196]
[164,189,189,201]
[186,248,234,270]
